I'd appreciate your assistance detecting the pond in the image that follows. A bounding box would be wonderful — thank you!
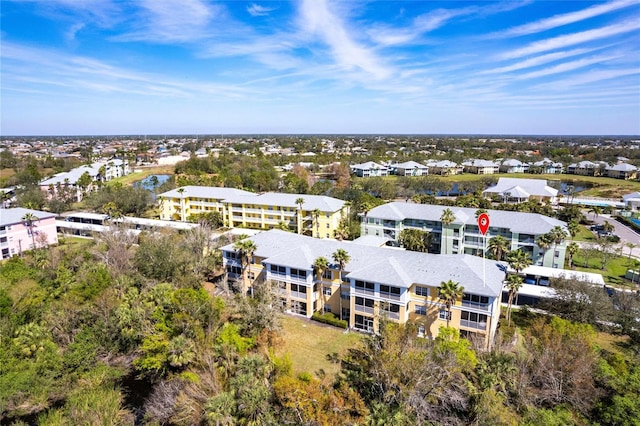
[134,174,171,201]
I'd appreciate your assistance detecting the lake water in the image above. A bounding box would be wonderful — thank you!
[134,174,170,190]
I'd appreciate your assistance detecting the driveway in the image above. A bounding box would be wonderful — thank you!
[587,214,640,259]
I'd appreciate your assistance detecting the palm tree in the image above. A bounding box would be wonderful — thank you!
[549,226,568,263]
[313,256,330,311]
[177,187,186,221]
[474,208,487,219]
[535,233,553,265]
[626,242,637,260]
[602,220,614,233]
[488,235,510,261]
[312,208,321,238]
[505,274,523,326]
[21,212,38,250]
[440,208,456,255]
[295,197,305,235]
[588,206,602,221]
[566,242,579,269]
[438,279,464,328]
[567,220,580,240]
[233,239,257,296]
[506,249,532,276]
[332,248,351,323]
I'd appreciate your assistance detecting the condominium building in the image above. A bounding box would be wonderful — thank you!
[361,202,568,268]
[158,186,348,238]
[0,208,58,259]
[221,230,505,347]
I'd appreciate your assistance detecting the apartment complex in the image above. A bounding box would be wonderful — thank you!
[0,208,58,259]
[158,186,348,237]
[362,202,568,268]
[221,230,505,347]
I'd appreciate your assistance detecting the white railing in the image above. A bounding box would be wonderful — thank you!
[460,320,487,330]
[354,305,374,315]
[461,301,492,312]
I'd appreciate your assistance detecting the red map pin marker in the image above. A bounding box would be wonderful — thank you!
[478,213,490,235]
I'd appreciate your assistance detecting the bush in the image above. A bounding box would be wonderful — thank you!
[311,312,348,329]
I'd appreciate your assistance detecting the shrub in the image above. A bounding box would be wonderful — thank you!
[311,312,348,329]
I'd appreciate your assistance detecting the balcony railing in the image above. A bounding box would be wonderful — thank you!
[461,301,492,312]
[460,320,487,330]
[353,287,375,297]
[379,292,402,301]
[290,290,307,300]
[354,305,374,315]
[382,311,400,320]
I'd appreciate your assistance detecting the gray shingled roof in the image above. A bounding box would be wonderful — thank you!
[366,202,566,235]
[0,208,56,226]
[222,230,505,297]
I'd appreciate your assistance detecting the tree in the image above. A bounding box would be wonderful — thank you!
[567,220,580,240]
[440,208,456,255]
[506,249,532,276]
[77,171,93,195]
[398,228,431,253]
[488,235,510,261]
[233,239,257,296]
[536,233,552,265]
[588,206,602,221]
[312,208,321,238]
[332,249,351,323]
[313,255,331,309]
[505,274,523,326]
[626,242,637,260]
[176,188,186,221]
[438,280,464,327]
[566,242,579,269]
[21,212,38,250]
[549,226,567,264]
[295,197,305,235]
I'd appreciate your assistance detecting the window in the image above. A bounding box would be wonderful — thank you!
[355,280,375,292]
[415,305,427,315]
[323,286,332,296]
[554,250,560,257]
[417,325,426,337]
[291,268,307,279]
[462,294,489,304]
[227,265,241,275]
[270,264,286,274]
[323,305,332,313]
[439,309,451,321]
[380,285,401,298]
[322,269,332,279]
[415,286,429,297]
[326,223,330,228]
[461,311,488,330]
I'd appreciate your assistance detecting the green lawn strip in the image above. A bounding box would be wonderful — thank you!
[276,314,362,378]
[571,253,635,287]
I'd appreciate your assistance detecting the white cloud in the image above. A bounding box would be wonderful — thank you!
[298,0,392,79]
[482,47,601,74]
[515,54,622,79]
[500,19,639,59]
[247,3,275,17]
[114,0,219,43]
[496,0,637,37]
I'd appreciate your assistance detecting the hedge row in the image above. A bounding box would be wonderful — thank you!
[311,312,348,329]
[616,215,640,234]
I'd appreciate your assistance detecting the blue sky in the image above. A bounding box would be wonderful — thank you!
[1,0,639,136]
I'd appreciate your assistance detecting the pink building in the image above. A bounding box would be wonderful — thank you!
[0,208,58,259]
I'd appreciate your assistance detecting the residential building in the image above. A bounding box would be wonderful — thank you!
[605,163,638,180]
[221,230,505,347]
[462,159,499,174]
[391,161,429,176]
[530,158,564,174]
[499,159,529,174]
[425,160,463,176]
[350,161,388,177]
[361,202,568,268]
[482,178,559,204]
[39,159,130,201]
[0,208,58,259]
[622,192,640,211]
[158,186,348,238]
[567,160,608,176]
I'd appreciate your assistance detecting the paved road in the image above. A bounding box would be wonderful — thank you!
[587,214,640,259]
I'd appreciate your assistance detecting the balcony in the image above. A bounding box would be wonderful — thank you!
[461,301,492,312]
[290,290,307,300]
[382,311,400,320]
[460,320,488,330]
[353,287,375,297]
[354,304,374,315]
[379,291,402,302]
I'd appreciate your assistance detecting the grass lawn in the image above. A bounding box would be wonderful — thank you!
[109,165,174,186]
[571,252,637,287]
[276,315,362,378]
[571,226,597,242]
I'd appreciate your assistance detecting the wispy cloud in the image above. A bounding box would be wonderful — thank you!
[113,0,219,43]
[495,0,637,37]
[298,0,392,79]
[499,19,639,59]
[482,47,603,74]
[515,54,623,80]
[247,3,275,17]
